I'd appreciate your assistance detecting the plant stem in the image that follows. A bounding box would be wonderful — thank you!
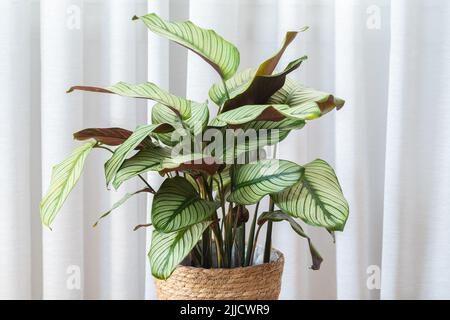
[224,202,234,267]
[202,229,211,268]
[245,201,260,266]
[222,79,231,101]
[237,224,245,267]
[263,199,275,263]
[137,175,156,193]
[250,224,263,264]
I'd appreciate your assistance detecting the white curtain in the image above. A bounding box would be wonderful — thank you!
[1,0,449,300]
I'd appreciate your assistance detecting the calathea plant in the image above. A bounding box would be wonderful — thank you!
[40,13,349,280]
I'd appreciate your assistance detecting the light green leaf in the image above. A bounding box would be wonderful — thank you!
[152,101,209,146]
[113,148,221,189]
[228,159,304,205]
[40,142,96,228]
[214,104,312,128]
[112,146,172,189]
[208,29,308,111]
[152,176,217,233]
[104,123,174,187]
[272,159,349,231]
[268,78,345,119]
[209,68,255,106]
[68,82,193,119]
[149,221,211,280]
[92,188,152,228]
[258,210,322,270]
[221,57,307,113]
[134,13,240,80]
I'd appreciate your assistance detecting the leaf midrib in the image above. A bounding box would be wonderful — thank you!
[234,168,301,190]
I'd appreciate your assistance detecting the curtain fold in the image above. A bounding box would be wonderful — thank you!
[0,0,449,299]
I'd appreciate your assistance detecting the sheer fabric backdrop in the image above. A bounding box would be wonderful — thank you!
[0,0,449,299]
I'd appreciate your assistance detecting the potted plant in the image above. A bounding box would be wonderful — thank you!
[40,13,349,300]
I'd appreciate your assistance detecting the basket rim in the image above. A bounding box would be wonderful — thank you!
[171,247,284,275]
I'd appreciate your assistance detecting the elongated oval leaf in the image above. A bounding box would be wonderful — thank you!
[152,176,217,233]
[113,147,222,189]
[149,221,211,280]
[258,210,322,270]
[152,101,209,146]
[68,82,192,119]
[112,146,172,189]
[73,127,153,149]
[228,159,304,205]
[209,29,308,111]
[220,57,307,113]
[104,123,174,187]
[213,104,313,129]
[209,68,255,107]
[272,159,349,231]
[133,13,239,80]
[92,188,152,228]
[268,78,345,118]
[40,142,96,228]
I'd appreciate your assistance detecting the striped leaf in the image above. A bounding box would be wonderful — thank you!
[40,142,96,228]
[112,146,172,189]
[220,56,307,113]
[268,78,345,119]
[104,123,174,187]
[272,159,349,231]
[113,149,222,189]
[208,29,308,111]
[214,104,312,129]
[133,13,239,80]
[92,188,152,228]
[149,221,211,280]
[227,159,304,205]
[152,101,209,146]
[152,176,217,233]
[68,82,192,119]
[73,127,153,149]
[209,68,255,106]
[258,210,322,270]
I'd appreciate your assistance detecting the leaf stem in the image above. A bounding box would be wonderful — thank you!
[263,199,275,263]
[245,201,260,266]
[222,79,231,101]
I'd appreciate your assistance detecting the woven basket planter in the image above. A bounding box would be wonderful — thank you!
[155,248,284,300]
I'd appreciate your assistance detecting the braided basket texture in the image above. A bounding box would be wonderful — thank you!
[155,249,284,300]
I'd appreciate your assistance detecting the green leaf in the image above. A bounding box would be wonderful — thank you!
[92,188,152,228]
[215,104,315,127]
[209,68,255,106]
[272,159,349,231]
[149,221,211,280]
[133,13,240,80]
[152,101,209,146]
[68,82,193,119]
[212,166,231,191]
[258,210,322,270]
[208,29,308,111]
[73,127,153,149]
[227,159,304,205]
[152,176,217,233]
[113,146,172,189]
[104,123,174,187]
[220,57,307,113]
[40,142,96,228]
[113,148,222,189]
[268,78,345,119]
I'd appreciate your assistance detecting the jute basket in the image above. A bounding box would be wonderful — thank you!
[155,248,284,300]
